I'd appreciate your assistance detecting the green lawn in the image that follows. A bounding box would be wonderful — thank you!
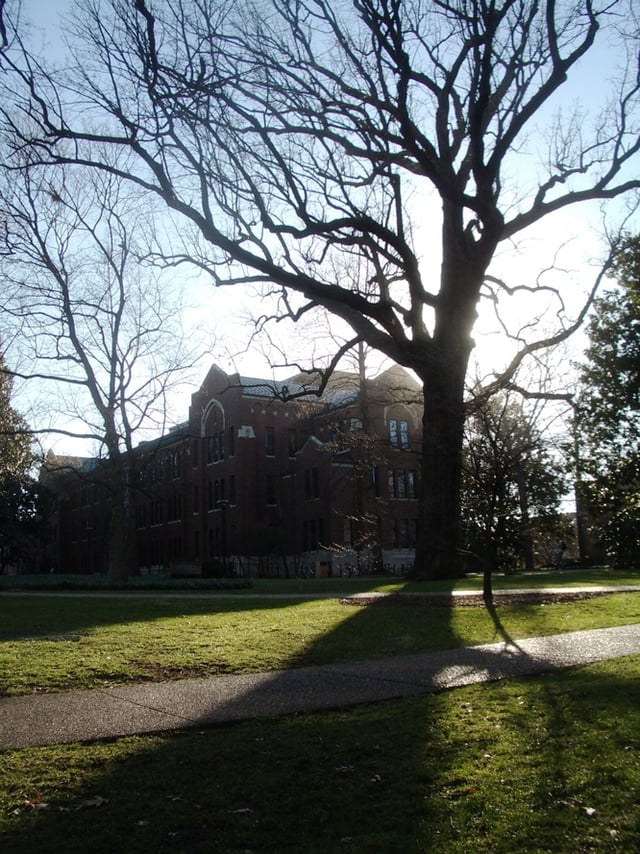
[1,580,639,697]
[248,565,640,594]
[1,655,638,853]
[1,573,639,851]
[3,565,640,595]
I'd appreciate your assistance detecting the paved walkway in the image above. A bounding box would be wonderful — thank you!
[2,621,640,750]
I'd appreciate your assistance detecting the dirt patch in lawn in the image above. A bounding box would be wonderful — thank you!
[340,590,614,608]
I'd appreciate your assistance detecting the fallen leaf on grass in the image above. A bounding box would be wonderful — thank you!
[75,795,109,810]
[22,797,49,811]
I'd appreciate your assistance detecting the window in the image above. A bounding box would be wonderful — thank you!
[388,469,414,500]
[305,467,320,500]
[303,518,323,550]
[207,432,225,463]
[193,485,200,515]
[228,425,235,457]
[167,449,182,480]
[393,518,410,548]
[390,418,409,448]
[265,426,275,457]
[392,519,417,548]
[266,474,277,505]
[397,470,407,500]
[229,475,236,505]
[151,500,163,526]
[303,519,313,550]
[192,439,199,467]
[372,466,381,497]
[288,428,297,457]
[166,494,183,522]
[400,420,409,449]
[389,419,398,447]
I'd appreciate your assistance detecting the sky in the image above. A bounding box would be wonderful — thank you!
[8,0,637,458]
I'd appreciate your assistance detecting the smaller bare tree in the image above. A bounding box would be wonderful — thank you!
[1,157,202,580]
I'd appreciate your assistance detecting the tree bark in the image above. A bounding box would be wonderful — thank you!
[106,456,138,582]
[413,201,489,579]
[415,349,470,579]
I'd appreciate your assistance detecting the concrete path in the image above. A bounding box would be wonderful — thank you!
[2,622,639,750]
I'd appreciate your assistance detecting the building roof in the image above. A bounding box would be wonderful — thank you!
[237,375,308,399]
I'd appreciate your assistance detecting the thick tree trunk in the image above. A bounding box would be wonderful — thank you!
[414,350,469,580]
[107,458,138,582]
[412,201,490,579]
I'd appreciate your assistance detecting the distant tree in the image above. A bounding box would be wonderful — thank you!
[2,0,639,577]
[577,235,640,566]
[462,392,565,592]
[0,352,49,572]
[0,161,201,580]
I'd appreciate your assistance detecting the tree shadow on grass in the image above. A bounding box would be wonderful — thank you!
[484,597,520,647]
[1,598,639,852]
[0,590,330,637]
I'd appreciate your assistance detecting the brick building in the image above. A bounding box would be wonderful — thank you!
[44,363,423,577]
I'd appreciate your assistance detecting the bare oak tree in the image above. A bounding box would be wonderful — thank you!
[2,0,639,577]
[0,159,200,579]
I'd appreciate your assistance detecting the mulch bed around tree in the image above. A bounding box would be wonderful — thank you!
[339,590,614,608]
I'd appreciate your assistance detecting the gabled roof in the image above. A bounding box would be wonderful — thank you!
[238,375,308,399]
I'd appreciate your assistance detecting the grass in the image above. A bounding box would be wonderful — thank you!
[1,570,639,850]
[246,566,640,594]
[1,655,638,852]
[1,583,640,697]
[2,565,640,594]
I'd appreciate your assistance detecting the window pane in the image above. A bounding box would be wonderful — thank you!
[265,426,275,456]
[389,419,398,447]
[397,470,406,500]
[400,420,409,449]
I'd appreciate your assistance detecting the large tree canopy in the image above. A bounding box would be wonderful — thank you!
[2,0,639,576]
[577,235,640,566]
[462,391,565,576]
[580,236,640,454]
